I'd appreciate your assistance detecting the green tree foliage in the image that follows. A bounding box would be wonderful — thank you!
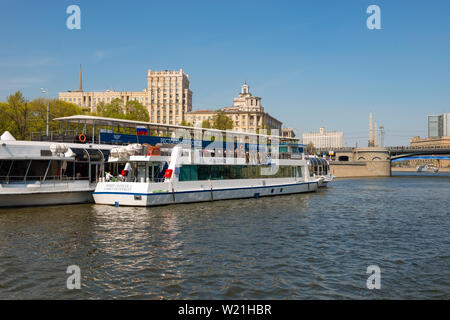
[95,98,124,118]
[0,91,84,140]
[201,119,211,128]
[124,100,149,121]
[179,119,192,127]
[30,98,84,133]
[212,110,234,130]
[0,91,30,139]
[94,98,149,122]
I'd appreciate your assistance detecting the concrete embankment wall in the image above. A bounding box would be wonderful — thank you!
[330,161,391,178]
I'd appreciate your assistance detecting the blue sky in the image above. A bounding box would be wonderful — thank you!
[0,0,449,146]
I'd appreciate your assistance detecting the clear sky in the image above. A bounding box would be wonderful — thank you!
[0,0,449,146]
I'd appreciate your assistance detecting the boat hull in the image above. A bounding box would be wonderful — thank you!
[0,180,95,207]
[318,179,328,188]
[0,190,93,207]
[93,180,319,207]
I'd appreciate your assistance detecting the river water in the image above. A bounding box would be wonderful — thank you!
[0,173,449,299]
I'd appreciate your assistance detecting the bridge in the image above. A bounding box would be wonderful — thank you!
[314,146,450,177]
[317,146,450,161]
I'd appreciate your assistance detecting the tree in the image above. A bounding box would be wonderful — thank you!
[0,91,30,140]
[101,98,124,118]
[212,110,233,130]
[0,91,84,140]
[180,119,192,127]
[0,102,13,135]
[28,98,83,134]
[95,101,107,115]
[124,100,149,121]
[201,119,211,128]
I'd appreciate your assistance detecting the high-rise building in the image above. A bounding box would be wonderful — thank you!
[443,113,450,136]
[185,83,283,133]
[302,127,343,149]
[428,115,443,138]
[58,68,193,125]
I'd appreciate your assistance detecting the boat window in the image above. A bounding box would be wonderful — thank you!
[0,160,13,178]
[27,160,50,179]
[150,163,163,181]
[65,161,75,179]
[9,160,31,180]
[179,164,198,181]
[46,160,60,180]
[74,162,89,180]
[136,163,147,182]
[178,165,298,181]
[87,149,103,162]
[71,148,89,162]
[198,164,210,180]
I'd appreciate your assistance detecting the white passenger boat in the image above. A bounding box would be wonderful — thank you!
[416,164,439,173]
[0,131,113,207]
[306,155,334,187]
[93,143,319,207]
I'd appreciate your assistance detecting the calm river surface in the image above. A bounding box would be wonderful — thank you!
[1,173,449,299]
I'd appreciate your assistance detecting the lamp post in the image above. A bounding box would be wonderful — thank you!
[40,88,49,136]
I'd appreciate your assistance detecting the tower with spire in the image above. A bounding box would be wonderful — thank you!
[77,64,83,92]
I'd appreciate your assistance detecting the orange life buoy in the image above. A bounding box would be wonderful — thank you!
[78,134,86,143]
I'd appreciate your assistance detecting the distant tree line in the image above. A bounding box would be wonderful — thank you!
[0,91,83,140]
[94,98,149,122]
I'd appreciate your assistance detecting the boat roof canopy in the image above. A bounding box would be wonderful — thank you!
[53,115,300,143]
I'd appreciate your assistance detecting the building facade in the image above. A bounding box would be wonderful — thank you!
[427,113,450,138]
[185,83,283,133]
[428,115,443,138]
[58,68,193,125]
[410,135,450,148]
[302,127,343,149]
[281,128,296,138]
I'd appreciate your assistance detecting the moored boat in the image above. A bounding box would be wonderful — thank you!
[0,131,113,207]
[416,164,439,173]
[93,143,319,207]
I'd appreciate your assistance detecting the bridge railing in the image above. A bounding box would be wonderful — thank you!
[315,146,450,152]
[387,145,450,151]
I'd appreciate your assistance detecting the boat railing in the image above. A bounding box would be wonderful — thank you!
[30,130,84,143]
[0,175,90,185]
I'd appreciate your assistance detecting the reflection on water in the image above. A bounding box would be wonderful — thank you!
[0,177,449,299]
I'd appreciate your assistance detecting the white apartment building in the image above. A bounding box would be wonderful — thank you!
[302,127,343,149]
